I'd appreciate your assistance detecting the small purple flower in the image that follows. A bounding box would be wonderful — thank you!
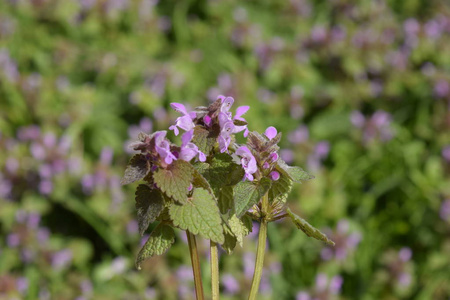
[264,126,277,140]
[52,249,73,270]
[7,233,20,247]
[154,131,177,164]
[16,277,28,294]
[169,103,196,136]
[351,110,365,128]
[222,274,240,295]
[315,273,328,292]
[440,200,450,221]
[179,130,206,162]
[235,146,257,181]
[442,146,450,162]
[296,291,311,300]
[329,275,343,294]
[270,171,280,181]
[288,126,309,144]
[399,247,412,262]
[398,272,412,287]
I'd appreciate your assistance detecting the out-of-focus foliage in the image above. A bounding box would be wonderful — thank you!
[1,0,449,299]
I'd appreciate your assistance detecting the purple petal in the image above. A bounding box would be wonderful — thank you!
[177,115,195,132]
[204,115,212,126]
[189,111,197,119]
[218,112,231,127]
[270,171,280,181]
[236,146,252,156]
[181,130,194,146]
[169,125,179,136]
[220,97,235,112]
[264,126,277,140]
[170,103,188,115]
[234,106,250,119]
[269,152,279,162]
[198,151,206,162]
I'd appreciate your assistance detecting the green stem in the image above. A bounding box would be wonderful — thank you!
[187,231,205,300]
[248,193,269,300]
[210,241,220,300]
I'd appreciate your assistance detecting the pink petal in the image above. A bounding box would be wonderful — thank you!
[270,171,280,181]
[181,130,194,146]
[234,106,250,119]
[264,126,277,140]
[170,103,188,115]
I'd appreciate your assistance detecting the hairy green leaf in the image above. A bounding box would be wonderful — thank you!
[218,186,233,214]
[286,208,335,246]
[153,160,193,204]
[121,154,150,185]
[221,227,237,254]
[169,188,224,243]
[192,125,218,155]
[268,173,293,204]
[135,184,165,236]
[228,214,252,246]
[135,223,175,270]
[234,178,271,218]
[277,159,314,182]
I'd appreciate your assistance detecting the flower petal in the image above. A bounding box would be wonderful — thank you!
[264,126,277,140]
[170,103,188,115]
[181,130,194,146]
[234,106,250,119]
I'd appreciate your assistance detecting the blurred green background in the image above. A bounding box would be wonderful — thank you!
[1,0,450,299]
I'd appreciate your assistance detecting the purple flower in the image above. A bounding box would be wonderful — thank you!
[7,233,20,247]
[329,275,343,294]
[100,147,114,165]
[399,247,412,262]
[234,146,257,181]
[264,126,277,140]
[351,111,365,128]
[440,200,450,221]
[218,112,235,153]
[270,171,280,181]
[179,130,206,162]
[39,180,53,195]
[169,103,196,136]
[222,274,240,295]
[51,249,73,270]
[110,256,127,275]
[154,131,177,164]
[442,146,450,162]
[243,252,255,279]
[296,291,311,300]
[398,272,412,287]
[16,277,28,294]
[288,126,309,144]
[176,265,194,282]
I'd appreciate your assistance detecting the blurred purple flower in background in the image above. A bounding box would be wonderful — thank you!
[321,220,361,261]
[222,273,240,295]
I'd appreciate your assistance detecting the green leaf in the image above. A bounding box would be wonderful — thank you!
[221,227,237,254]
[286,208,335,246]
[135,223,175,270]
[169,188,224,243]
[153,160,193,204]
[192,166,215,196]
[121,154,150,185]
[268,173,293,204]
[218,186,233,214]
[192,125,218,155]
[234,178,271,218]
[233,119,248,126]
[228,214,252,246]
[135,185,165,236]
[277,159,314,182]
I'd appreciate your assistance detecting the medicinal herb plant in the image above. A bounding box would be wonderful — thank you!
[121,96,335,300]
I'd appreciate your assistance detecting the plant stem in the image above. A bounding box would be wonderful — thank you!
[248,193,269,300]
[210,241,220,300]
[187,231,205,300]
